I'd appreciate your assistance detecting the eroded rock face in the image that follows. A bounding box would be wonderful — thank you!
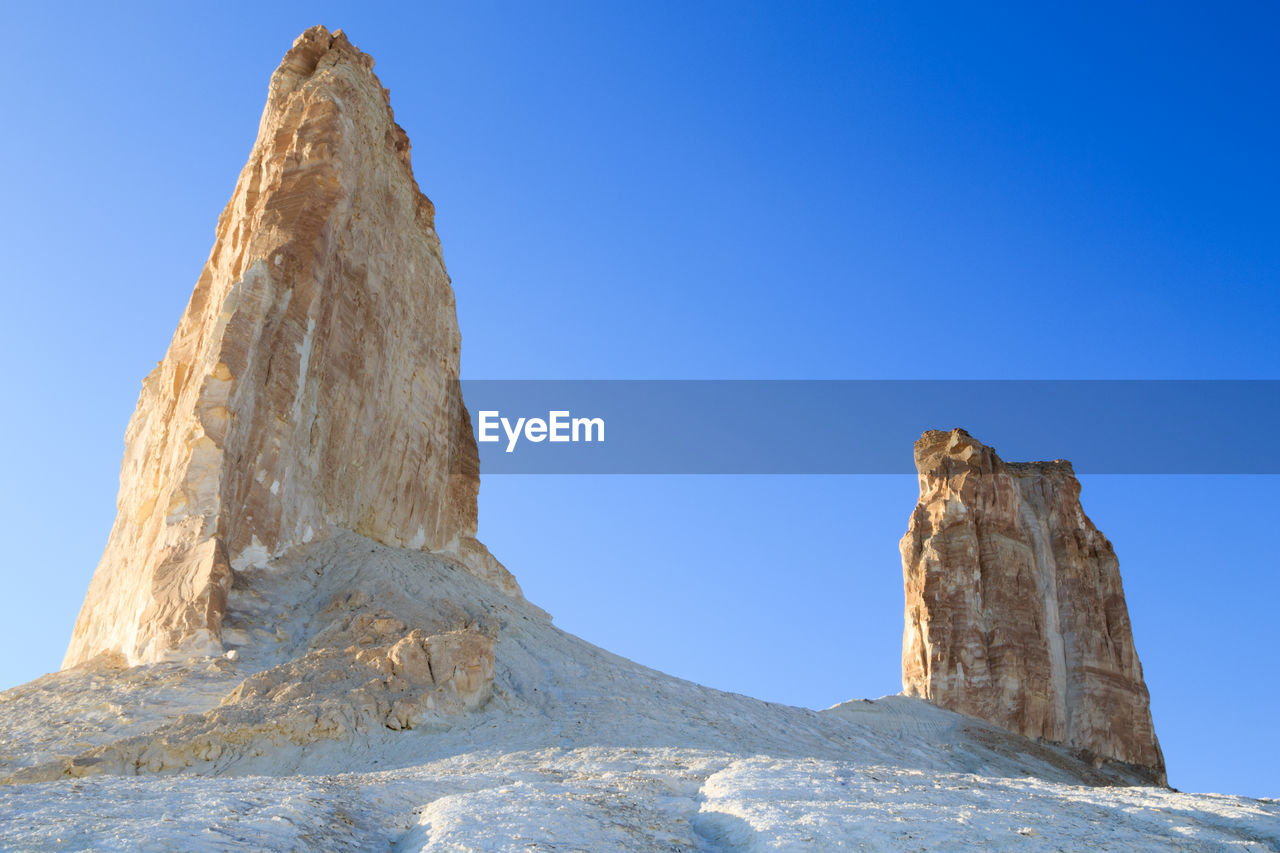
[900,428,1164,782]
[9,625,496,783]
[65,26,519,668]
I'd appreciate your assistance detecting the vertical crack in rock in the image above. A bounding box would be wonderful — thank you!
[64,26,522,669]
[1016,491,1069,741]
[900,428,1165,783]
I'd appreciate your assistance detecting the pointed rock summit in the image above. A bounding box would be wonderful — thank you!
[900,428,1164,782]
[64,26,520,668]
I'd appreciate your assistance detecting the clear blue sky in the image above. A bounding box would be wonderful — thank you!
[1,2,1276,797]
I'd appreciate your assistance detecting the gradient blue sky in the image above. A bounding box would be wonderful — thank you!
[2,3,1276,797]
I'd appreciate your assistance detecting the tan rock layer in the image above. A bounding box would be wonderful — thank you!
[901,428,1164,782]
[65,26,519,668]
[9,626,495,783]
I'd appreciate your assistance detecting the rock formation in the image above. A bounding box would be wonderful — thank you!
[901,428,1165,782]
[12,27,1280,851]
[64,25,520,669]
[14,624,495,784]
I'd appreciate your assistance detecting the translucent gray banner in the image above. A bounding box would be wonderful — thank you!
[460,380,1279,473]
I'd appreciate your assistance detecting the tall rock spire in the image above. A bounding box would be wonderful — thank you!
[900,428,1165,782]
[64,26,519,668]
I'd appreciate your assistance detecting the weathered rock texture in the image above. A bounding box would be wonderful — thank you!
[901,428,1164,782]
[12,624,496,783]
[64,25,519,668]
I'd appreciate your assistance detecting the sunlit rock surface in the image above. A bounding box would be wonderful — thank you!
[64,26,519,669]
[902,428,1165,782]
[7,534,1277,851]
[2,26,1273,853]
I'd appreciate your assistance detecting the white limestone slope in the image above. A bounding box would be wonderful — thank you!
[1,533,1276,851]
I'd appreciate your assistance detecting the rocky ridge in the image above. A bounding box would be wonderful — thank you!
[3,534,1276,850]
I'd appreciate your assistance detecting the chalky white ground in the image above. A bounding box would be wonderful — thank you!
[1,533,1276,851]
